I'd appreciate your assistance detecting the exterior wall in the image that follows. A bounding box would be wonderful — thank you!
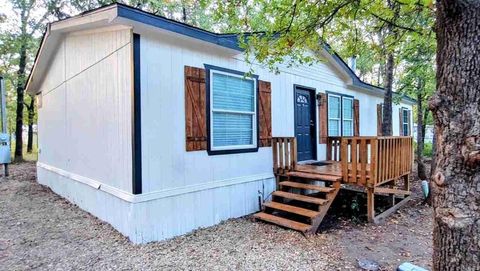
[37,26,134,192]
[35,21,414,244]
[137,27,414,193]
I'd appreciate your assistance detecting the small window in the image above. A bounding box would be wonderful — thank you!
[328,93,354,136]
[328,95,341,136]
[207,66,258,153]
[342,97,354,136]
[402,108,410,136]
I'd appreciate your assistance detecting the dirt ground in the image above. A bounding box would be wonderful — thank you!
[0,162,432,270]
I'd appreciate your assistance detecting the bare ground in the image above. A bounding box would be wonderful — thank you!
[0,162,432,270]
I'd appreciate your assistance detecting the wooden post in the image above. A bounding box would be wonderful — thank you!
[367,187,375,222]
[291,137,297,170]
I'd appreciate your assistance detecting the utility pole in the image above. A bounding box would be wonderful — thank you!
[0,76,10,176]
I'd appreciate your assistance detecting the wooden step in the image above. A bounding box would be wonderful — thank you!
[280,181,335,193]
[264,202,320,218]
[273,191,328,205]
[253,212,311,232]
[287,171,342,182]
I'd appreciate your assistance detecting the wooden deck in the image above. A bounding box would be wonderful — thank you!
[254,136,414,234]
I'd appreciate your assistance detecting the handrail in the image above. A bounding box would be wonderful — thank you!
[338,136,413,187]
[272,137,297,175]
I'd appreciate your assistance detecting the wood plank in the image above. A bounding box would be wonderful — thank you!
[374,187,411,196]
[291,138,297,170]
[341,139,349,182]
[373,196,411,224]
[253,212,311,232]
[351,138,357,184]
[264,202,320,218]
[279,138,284,174]
[286,171,342,182]
[370,139,378,186]
[272,139,278,173]
[367,188,375,223]
[359,139,367,185]
[280,181,335,193]
[272,191,328,205]
[285,139,290,171]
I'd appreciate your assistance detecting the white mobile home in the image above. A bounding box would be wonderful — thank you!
[26,3,415,243]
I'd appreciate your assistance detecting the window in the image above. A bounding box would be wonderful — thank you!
[328,93,354,136]
[207,66,258,153]
[402,108,410,136]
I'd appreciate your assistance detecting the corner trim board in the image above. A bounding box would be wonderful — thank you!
[132,33,142,194]
[37,162,274,203]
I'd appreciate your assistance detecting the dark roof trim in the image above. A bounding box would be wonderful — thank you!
[323,44,416,104]
[117,3,243,51]
[26,3,416,104]
[117,3,414,104]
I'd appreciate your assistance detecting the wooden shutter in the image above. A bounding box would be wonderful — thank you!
[399,108,404,136]
[318,93,328,144]
[377,104,383,136]
[185,66,207,151]
[258,80,272,147]
[353,99,360,136]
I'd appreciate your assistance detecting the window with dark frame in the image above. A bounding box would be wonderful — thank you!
[327,93,354,136]
[206,65,258,154]
[402,108,410,136]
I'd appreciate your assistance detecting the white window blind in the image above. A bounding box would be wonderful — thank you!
[210,70,257,150]
[342,97,354,136]
[328,95,341,136]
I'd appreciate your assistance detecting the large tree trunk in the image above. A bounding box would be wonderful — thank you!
[26,97,34,153]
[14,42,26,162]
[382,52,394,136]
[430,1,480,269]
[416,81,427,180]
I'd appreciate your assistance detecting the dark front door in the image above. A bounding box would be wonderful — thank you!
[294,87,316,161]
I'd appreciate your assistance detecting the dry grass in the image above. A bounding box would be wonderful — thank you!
[0,162,432,270]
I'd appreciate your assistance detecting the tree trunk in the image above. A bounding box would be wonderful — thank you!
[416,80,427,180]
[26,97,34,153]
[14,42,26,162]
[422,107,429,144]
[430,1,480,269]
[382,52,394,136]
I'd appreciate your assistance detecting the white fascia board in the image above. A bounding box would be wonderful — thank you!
[26,5,120,94]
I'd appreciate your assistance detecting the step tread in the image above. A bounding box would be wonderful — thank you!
[253,212,311,232]
[264,201,320,218]
[280,181,335,193]
[287,171,342,182]
[273,191,328,205]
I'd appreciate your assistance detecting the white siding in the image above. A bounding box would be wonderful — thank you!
[35,21,413,244]
[137,28,413,193]
[37,26,133,192]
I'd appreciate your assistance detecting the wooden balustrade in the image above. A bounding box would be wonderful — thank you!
[339,136,413,187]
[375,136,413,186]
[326,136,342,161]
[272,137,297,175]
[272,136,413,188]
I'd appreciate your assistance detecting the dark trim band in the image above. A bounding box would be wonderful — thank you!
[132,33,142,194]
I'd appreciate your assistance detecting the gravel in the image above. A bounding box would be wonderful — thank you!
[0,162,432,270]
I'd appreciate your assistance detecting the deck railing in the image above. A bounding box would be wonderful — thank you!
[339,136,413,187]
[272,136,413,187]
[272,137,297,175]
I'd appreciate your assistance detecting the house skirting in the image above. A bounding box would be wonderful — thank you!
[37,163,275,243]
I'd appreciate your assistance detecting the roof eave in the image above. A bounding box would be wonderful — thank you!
[25,4,118,94]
